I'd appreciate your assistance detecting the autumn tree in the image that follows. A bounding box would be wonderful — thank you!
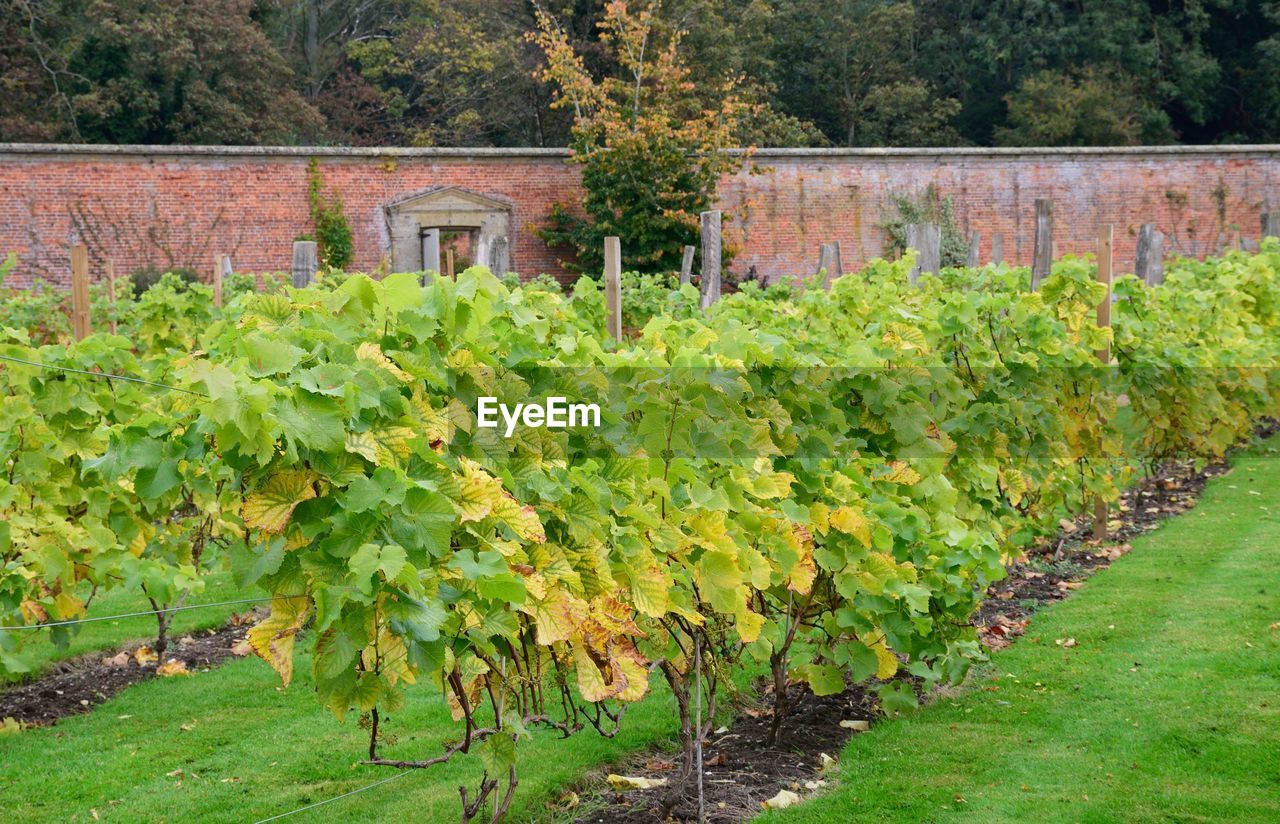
[531,0,750,276]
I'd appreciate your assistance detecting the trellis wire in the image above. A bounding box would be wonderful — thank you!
[0,353,207,396]
[252,768,416,823]
[0,595,306,631]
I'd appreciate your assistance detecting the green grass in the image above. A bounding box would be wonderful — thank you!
[0,645,683,823]
[7,569,244,681]
[762,434,1280,824]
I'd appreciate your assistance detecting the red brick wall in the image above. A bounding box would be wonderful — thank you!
[726,148,1280,279]
[2,144,1278,288]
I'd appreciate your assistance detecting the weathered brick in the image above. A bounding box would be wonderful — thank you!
[1,145,1277,288]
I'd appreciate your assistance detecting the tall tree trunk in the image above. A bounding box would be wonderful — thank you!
[305,0,321,99]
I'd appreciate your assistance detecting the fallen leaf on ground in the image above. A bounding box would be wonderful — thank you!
[1096,543,1132,561]
[1059,518,1079,533]
[1056,637,1078,648]
[705,751,728,767]
[840,719,870,731]
[157,659,191,677]
[607,774,667,791]
[762,789,801,810]
[819,752,838,771]
[103,651,131,669]
[641,758,675,772]
[134,646,158,666]
[230,638,252,656]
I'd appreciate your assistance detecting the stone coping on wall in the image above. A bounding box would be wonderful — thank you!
[4,143,1280,162]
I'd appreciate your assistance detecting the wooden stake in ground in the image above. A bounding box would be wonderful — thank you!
[1032,199,1053,290]
[700,210,721,310]
[212,253,224,309]
[603,236,622,341]
[817,241,842,287]
[991,232,1004,265]
[70,243,92,340]
[105,259,117,334]
[291,241,318,287]
[1135,223,1164,286]
[1261,211,1280,241]
[679,245,695,285]
[1093,224,1114,542]
[906,223,940,285]
[445,248,455,279]
[967,231,981,267]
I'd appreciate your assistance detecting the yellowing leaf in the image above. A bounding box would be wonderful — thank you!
[883,461,922,486]
[627,561,670,617]
[156,659,191,677]
[871,638,898,679]
[493,494,546,543]
[829,505,872,547]
[456,459,504,523]
[607,775,667,791]
[762,789,801,810]
[355,342,411,382]
[242,471,316,534]
[248,595,311,686]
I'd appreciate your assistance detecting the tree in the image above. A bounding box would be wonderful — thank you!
[531,0,750,276]
[769,0,961,146]
[996,68,1151,147]
[0,0,322,144]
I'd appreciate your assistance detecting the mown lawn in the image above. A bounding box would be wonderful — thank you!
[762,434,1280,824]
[6,569,244,682]
[0,642,683,822]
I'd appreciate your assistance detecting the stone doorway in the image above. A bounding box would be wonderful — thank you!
[386,186,513,275]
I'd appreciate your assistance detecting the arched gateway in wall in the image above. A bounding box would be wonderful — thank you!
[384,186,513,275]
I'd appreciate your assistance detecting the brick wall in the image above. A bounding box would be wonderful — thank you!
[2,144,1278,289]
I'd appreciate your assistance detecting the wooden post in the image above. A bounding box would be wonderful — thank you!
[679,245,695,285]
[291,240,318,287]
[1261,211,1280,241]
[70,243,92,340]
[817,241,842,287]
[1093,224,1114,542]
[1150,230,1164,285]
[905,224,923,284]
[604,236,623,341]
[421,228,441,275]
[212,253,224,309]
[906,223,941,285]
[1031,198,1053,290]
[105,259,117,334]
[991,232,1004,264]
[967,231,981,267]
[1135,223,1164,286]
[445,248,455,279]
[700,210,721,310]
